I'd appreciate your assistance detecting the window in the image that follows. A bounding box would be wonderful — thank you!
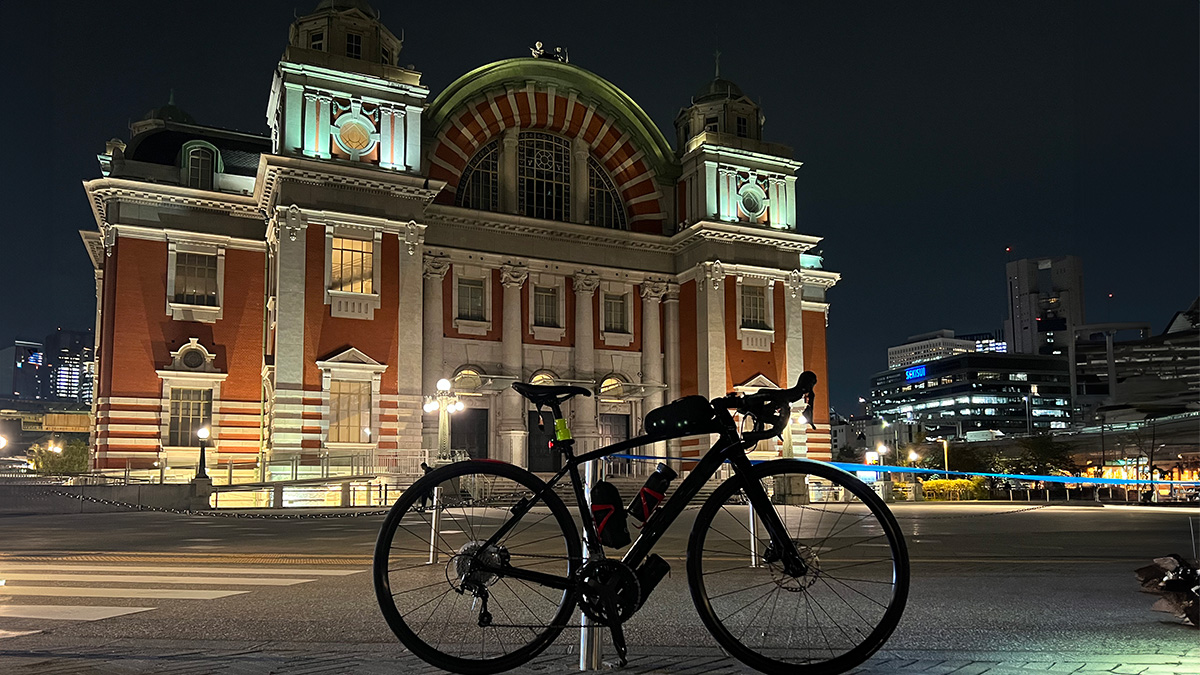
[587,157,628,230]
[704,116,719,133]
[599,376,625,401]
[381,46,391,65]
[736,116,748,138]
[309,31,324,51]
[603,293,628,333]
[186,146,214,190]
[330,237,373,294]
[741,284,769,329]
[517,132,571,222]
[169,388,212,447]
[346,33,362,59]
[456,140,500,211]
[534,286,558,327]
[174,253,218,306]
[329,380,370,443]
[458,278,485,321]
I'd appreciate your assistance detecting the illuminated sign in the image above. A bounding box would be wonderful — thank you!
[904,365,926,381]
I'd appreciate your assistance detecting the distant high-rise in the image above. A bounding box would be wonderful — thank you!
[886,330,976,369]
[1004,256,1085,355]
[0,341,47,400]
[43,329,95,404]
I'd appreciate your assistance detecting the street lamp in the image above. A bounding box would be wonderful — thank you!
[195,427,210,479]
[1023,395,1032,435]
[424,378,464,462]
[941,438,949,473]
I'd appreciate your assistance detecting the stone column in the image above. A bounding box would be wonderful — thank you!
[421,255,450,452]
[783,270,806,458]
[500,127,519,214]
[662,283,681,460]
[640,281,668,458]
[500,263,528,466]
[571,137,589,224]
[572,271,600,454]
[270,206,308,459]
[696,263,727,400]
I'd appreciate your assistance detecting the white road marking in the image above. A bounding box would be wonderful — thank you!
[0,565,362,576]
[0,605,154,621]
[0,574,314,586]
[0,586,247,600]
[0,629,40,638]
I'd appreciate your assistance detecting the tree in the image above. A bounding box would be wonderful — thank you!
[1012,434,1076,475]
[834,445,860,462]
[27,438,90,475]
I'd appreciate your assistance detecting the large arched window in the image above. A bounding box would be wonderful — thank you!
[587,157,627,230]
[517,132,571,221]
[456,140,499,211]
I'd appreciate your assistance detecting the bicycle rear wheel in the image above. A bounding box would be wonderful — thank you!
[373,460,581,675]
[687,459,909,675]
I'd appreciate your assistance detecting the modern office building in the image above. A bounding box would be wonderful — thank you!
[959,329,1007,354]
[1004,255,1085,355]
[887,330,976,369]
[0,341,47,400]
[80,1,840,473]
[42,329,95,404]
[869,353,1072,438]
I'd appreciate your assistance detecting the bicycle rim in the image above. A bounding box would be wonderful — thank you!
[373,460,581,675]
[687,459,909,675]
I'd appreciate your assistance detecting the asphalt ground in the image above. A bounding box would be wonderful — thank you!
[0,502,1197,674]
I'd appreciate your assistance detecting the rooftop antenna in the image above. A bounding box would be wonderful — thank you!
[714,48,721,78]
[168,88,175,106]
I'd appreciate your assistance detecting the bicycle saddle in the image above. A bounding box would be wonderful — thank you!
[511,382,592,404]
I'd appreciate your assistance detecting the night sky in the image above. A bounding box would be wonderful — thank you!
[4,1,1196,414]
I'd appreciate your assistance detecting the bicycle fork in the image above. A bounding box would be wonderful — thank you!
[728,453,810,577]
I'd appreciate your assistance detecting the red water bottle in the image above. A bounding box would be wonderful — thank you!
[628,462,677,523]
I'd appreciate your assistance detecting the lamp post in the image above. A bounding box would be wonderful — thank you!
[1023,395,1032,436]
[195,427,210,480]
[941,438,949,474]
[424,378,464,462]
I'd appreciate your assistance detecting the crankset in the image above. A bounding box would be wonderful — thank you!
[577,559,639,667]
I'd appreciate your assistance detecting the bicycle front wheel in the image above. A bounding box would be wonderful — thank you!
[374,460,581,675]
[687,459,909,675]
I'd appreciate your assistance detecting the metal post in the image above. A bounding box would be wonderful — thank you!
[580,458,601,670]
[428,486,442,565]
[748,499,759,568]
[227,461,234,486]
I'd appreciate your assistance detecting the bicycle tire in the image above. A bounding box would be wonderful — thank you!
[373,460,581,675]
[687,459,909,675]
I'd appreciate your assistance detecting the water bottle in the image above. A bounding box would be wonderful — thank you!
[628,462,677,523]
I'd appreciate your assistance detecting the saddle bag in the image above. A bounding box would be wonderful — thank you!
[590,480,631,548]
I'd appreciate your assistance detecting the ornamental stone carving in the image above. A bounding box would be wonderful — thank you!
[787,269,803,298]
[500,263,529,288]
[640,280,668,301]
[422,254,450,279]
[572,271,599,295]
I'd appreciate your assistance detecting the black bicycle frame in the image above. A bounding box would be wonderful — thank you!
[479,404,806,590]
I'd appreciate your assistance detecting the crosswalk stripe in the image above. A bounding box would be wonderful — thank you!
[0,605,154,620]
[0,565,361,576]
[0,574,314,586]
[0,586,247,600]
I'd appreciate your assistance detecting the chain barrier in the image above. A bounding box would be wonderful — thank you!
[41,490,392,519]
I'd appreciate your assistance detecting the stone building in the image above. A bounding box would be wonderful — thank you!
[81,0,839,477]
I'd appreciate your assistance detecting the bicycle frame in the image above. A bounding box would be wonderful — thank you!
[476,403,804,592]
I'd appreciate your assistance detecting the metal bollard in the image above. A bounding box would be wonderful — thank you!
[428,486,442,565]
[748,499,759,568]
[580,458,602,671]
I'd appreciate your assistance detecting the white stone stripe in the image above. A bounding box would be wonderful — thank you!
[0,565,361,576]
[0,605,154,621]
[0,587,247,600]
[599,132,630,163]
[97,438,159,447]
[0,573,312,586]
[625,192,660,206]
[436,131,471,162]
[98,410,158,420]
[97,423,159,433]
[101,397,161,406]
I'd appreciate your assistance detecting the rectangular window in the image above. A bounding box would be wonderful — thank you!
[603,293,627,333]
[534,286,558,327]
[704,116,719,133]
[309,31,324,51]
[169,388,212,447]
[741,285,769,329]
[174,253,219,306]
[329,380,370,443]
[346,33,362,59]
[458,278,485,321]
[736,116,748,138]
[330,237,373,294]
[381,46,391,65]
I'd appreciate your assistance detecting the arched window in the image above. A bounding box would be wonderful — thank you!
[453,367,484,392]
[599,375,626,402]
[530,370,557,386]
[517,132,571,221]
[456,140,499,211]
[588,157,628,230]
[186,146,215,190]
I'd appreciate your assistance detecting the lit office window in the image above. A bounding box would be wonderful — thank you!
[331,238,373,294]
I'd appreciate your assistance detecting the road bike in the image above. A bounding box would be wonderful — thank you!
[373,372,909,674]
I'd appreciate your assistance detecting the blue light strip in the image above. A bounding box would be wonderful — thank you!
[608,453,1200,486]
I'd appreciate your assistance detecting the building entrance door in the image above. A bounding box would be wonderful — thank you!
[599,413,631,476]
[527,410,559,473]
[450,408,488,459]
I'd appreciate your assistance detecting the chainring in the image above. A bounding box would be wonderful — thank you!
[577,559,641,624]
